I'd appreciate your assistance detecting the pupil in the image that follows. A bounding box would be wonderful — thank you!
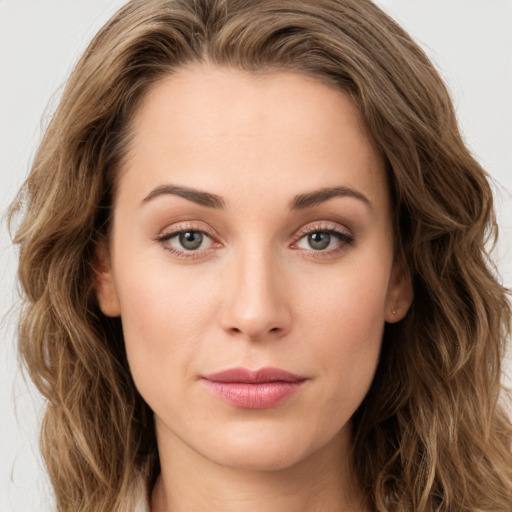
[179,231,203,250]
[308,232,330,250]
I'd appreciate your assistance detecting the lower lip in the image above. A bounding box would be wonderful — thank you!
[202,380,305,409]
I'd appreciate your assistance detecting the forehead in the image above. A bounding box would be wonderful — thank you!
[132,65,368,148]
[119,64,388,213]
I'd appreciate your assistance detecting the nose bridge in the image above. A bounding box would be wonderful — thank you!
[221,241,290,340]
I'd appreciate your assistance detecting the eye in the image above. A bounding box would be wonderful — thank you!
[177,231,206,251]
[158,229,214,253]
[293,225,355,254]
[303,232,332,250]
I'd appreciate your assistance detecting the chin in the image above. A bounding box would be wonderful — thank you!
[196,421,336,472]
[208,439,309,472]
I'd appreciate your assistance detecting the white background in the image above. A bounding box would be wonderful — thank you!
[1,1,511,511]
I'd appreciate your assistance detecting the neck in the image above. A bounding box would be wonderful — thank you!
[150,425,367,512]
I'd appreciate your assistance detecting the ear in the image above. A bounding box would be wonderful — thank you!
[384,260,413,323]
[92,240,121,317]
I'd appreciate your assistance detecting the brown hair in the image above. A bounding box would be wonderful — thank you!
[9,0,512,510]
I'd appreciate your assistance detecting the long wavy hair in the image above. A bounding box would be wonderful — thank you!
[9,0,512,511]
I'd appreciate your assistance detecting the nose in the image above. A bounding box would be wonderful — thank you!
[220,247,292,341]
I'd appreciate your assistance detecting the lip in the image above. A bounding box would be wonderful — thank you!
[201,367,307,409]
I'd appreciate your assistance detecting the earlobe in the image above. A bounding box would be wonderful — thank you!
[385,261,414,323]
[92,240,121,317]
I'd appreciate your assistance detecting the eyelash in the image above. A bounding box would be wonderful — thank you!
[291,223,355,258]
[155,222,355,259]
[156,223,218,260]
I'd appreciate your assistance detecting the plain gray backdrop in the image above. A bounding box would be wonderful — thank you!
[1,1,511,511]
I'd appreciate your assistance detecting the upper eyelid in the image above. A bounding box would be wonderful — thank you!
[293,221,352,238]
[157,222,216,239]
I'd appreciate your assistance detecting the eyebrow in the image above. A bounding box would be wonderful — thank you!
[141,183,370,211]
[290,186,371,210]
[142,184,225,209]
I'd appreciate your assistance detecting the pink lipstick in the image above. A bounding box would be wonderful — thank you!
[201,367,306,409]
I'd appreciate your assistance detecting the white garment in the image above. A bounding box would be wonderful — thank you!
[134,497,150,512]
[133,478,150,512]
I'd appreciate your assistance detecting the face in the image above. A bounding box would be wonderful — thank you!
[95,65,412,472]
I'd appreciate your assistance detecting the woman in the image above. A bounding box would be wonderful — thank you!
[9,0,512,511]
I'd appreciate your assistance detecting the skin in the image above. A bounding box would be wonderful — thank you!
[95,65,413,512]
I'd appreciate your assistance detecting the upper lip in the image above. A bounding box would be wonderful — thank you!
[202,367,306,383]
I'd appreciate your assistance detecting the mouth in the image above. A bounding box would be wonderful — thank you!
[201,367,307,409]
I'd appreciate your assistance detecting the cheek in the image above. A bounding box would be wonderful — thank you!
[300,249,391,343]
[113,258,220,403]
[295,254,391,408]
